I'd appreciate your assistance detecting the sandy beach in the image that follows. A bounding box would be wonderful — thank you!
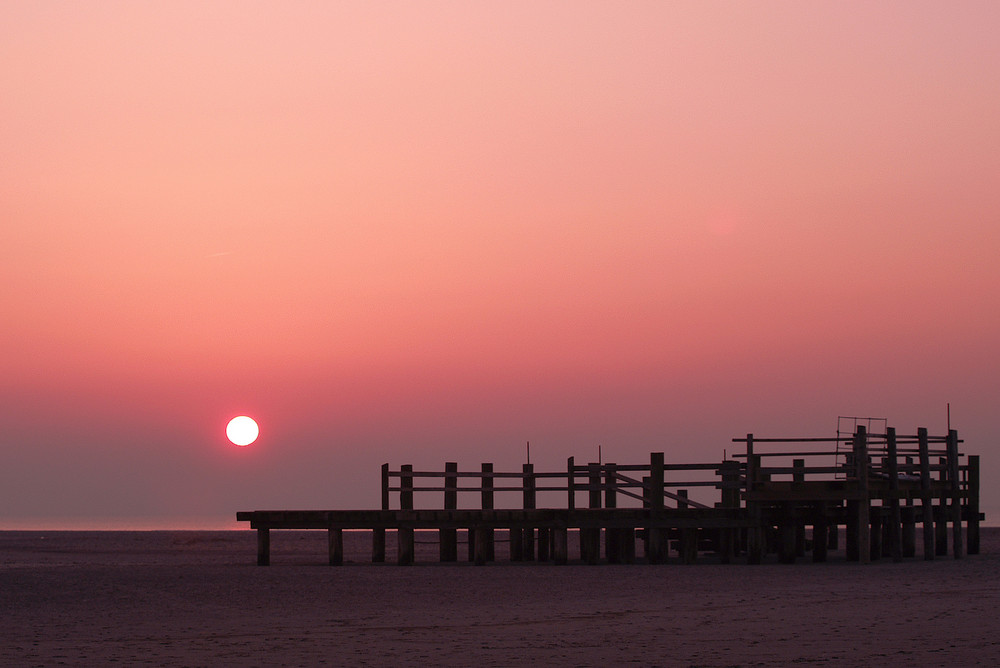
[3,528,999,666]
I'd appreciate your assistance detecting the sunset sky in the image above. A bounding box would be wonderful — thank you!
[3,2,999,528]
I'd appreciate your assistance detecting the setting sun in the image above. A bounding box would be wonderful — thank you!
[226,416,259,446]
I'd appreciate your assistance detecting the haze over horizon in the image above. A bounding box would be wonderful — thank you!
[2,2,998,529]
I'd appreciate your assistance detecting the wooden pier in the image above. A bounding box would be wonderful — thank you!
[237,426,982,566]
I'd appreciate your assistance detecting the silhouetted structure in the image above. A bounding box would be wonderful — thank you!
[237,425,981,566]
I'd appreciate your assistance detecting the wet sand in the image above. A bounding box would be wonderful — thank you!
[3,528,999,666]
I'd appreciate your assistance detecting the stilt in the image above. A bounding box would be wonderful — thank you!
[553,526,568,565]
[329,528,343,566]
[257,527,270,566]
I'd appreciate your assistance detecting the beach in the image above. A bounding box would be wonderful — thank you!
[3,528,999,666]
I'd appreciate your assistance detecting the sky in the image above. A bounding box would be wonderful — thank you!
[2,2,999,528]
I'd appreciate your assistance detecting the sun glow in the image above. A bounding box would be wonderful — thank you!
[226,416,259,446]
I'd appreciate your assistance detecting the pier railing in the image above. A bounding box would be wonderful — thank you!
[381,456,742,513]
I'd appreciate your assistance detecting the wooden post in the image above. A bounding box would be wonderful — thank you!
[372,527,386,563]
[901,505,916,558]
[481,463,494,562]
[886,427,903,562]
[827,512,839,551]
[846,499,859,561]
[400,464,413,510]
[792,459,806,557]
[381,462,390,510]
[678,490,697,564]
[812,502,828,562]
[947,430,963,559]
[648,452,666,564]
[329,528,343,566]
[918,428,935,560]
[509,528,523,562]
[374,462,388,562]
[474,526,488,566]
[719,460,740,563]
[398,464,414,566]
[935,457,948,556]
[441,462,458,562]
[553,525,568,565]
[869,507,882,561]
[854,426,871,564]
[641,475,651,560]
[537,527,550,562]
[968,455,981,555]
[746,435,764,565]
[398,526,414,566]
[524,463,536,560]
[778,501,796,564]
[581,462,601,564]
[567,457,576,510]
[604,463,621,564]
[257,527,270,566]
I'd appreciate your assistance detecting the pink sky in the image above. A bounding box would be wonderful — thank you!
[2,2,999,527]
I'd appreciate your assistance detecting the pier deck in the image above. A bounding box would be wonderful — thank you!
[237,425,982,566]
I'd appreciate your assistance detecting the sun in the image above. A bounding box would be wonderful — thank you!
[226,416,259,446]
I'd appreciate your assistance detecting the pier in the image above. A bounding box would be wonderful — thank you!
[236,425,982,565]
